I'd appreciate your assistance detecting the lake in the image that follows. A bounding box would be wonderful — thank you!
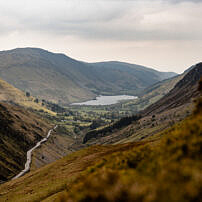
[71,95,137,106]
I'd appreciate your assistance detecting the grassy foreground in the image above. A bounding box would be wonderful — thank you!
[0,143,145,201]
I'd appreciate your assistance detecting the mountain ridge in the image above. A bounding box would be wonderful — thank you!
[0,47,177,105]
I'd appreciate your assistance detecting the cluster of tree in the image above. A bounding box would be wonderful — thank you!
[42,100,66,113]
[83,115,141,143]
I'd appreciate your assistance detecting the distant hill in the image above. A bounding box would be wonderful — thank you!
[126,74,184,112]
[0,48,177,105]
[91,61,176,85]
[89,61,176,93]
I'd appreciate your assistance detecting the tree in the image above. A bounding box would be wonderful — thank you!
[26,92,30,97]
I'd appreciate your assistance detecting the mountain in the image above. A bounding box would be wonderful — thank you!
[0,48,177,105]
[125,74,184,112]
[0,102,50,182]
[90,61,176,86]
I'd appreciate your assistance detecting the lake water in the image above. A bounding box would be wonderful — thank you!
[71,95,137,106]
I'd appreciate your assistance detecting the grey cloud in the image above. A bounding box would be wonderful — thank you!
[0,0,202,42]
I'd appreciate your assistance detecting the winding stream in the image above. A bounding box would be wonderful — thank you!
[12,125,58,180]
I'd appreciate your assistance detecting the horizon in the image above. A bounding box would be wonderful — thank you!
[0,0,202,74]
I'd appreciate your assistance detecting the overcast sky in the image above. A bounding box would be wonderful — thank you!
[0,0,201,73]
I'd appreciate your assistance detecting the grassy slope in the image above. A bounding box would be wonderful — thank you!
[0,102,51,181]
[31,131,75,171]
[0,78,54,115]
[0,143,143,201]
[135,74,184,110]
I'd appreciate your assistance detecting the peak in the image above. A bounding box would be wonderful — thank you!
[0,47,61,56]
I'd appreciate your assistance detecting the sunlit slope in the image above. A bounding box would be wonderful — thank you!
[0,78,54,114]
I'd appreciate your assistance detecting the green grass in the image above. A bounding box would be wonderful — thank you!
[0,144,141,202]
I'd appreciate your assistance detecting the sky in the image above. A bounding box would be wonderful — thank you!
[0,0,202,73]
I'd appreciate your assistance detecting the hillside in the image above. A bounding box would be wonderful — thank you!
[89,61,176,94]
[0,78,54,114]
[0,78,76,181]
[115,74,184,114]
[0,80,201,202]
[142,62,202,116]
[0,102,51,182]
[0,48,176,105]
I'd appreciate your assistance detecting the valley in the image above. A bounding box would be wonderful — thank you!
[0,48,176,105]
[0,48,201,202]
[0,0,201,201]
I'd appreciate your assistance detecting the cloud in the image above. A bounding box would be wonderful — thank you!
[0,0,201,42]
[0,0,201,73]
